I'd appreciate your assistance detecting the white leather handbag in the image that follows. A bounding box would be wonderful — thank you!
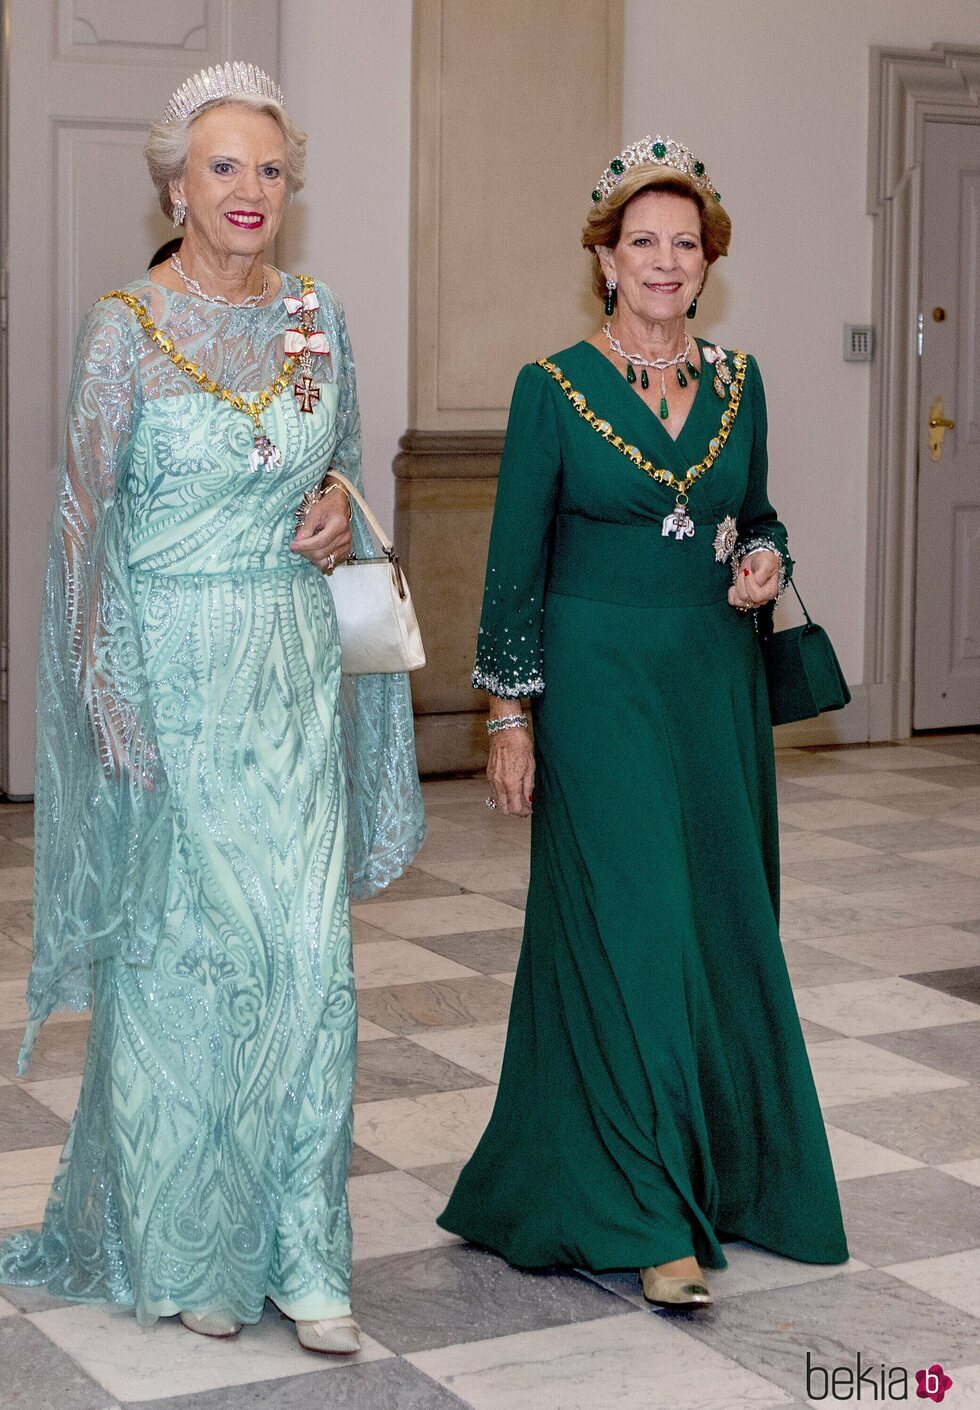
[321,470,426,675]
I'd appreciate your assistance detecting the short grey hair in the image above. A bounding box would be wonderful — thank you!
[144,95,307,220]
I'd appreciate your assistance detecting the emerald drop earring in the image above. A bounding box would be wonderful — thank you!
[605,278,617,317]
[686,296,698,320]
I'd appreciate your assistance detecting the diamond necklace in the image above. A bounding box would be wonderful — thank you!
[169,252,269,308]
[602,324,697,420]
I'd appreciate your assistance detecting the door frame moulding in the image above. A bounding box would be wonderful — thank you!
[866,43,980,740]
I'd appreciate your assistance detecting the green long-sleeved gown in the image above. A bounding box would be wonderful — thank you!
[438,341,849,1272]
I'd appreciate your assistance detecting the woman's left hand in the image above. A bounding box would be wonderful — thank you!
[728,548,781,611]
[290,483,352,572]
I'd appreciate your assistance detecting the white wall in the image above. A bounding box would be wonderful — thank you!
[624,0,980,692]
[279,0,412,532]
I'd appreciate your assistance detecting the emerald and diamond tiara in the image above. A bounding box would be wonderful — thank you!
[162,62,285,125]
[591,136,721,206]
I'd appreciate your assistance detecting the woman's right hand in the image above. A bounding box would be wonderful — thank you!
[487,728,535,817]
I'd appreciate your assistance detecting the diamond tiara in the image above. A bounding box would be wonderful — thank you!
[162,61,285,125]
[591,136,721,206]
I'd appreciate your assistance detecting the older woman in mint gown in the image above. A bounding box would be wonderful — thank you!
[0,66,423,1352]
[438,137,848,1306]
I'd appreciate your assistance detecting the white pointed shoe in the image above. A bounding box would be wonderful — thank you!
[179,1308,242,1338]
[296,1314,361,1354]
[641,1266,713,1308]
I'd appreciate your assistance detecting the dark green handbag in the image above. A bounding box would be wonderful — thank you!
[757,582,851,726]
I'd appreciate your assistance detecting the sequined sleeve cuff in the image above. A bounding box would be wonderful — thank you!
[472,664,544,699]
[734,537,791,603]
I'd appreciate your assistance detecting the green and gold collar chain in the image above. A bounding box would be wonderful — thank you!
[536,348,748,541]
[99,274,317,473]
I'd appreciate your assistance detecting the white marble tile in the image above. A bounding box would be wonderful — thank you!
[412,1024,509,1083]
[0,980,89,1031]
[798,923,980,975]
[779,895,922,944]
[838,745,968,770]
[939,1159,980,1189]
[353,940,479,990]
[357,1017,395,1041]
[0,1145,61,1225]
[805,1038,967,1107]
[408,1312,794,1410]
[857,878,980,924]
[824,1124,924,1179]
[903,845,980,879]
[349,1170,458,1261]
[29,1301,391,1402]
[491,971,516,987]
[0,868,34,903]
[793,977,980,1036]
[947,1365,980,1404]
[0,1292,17,1318]
[413,858,530,893]
[794,770,956,799]
[886,1248,980,1319]
[351,894,525,939]
[20,1075,82,1122]
[777,834,880,863]
[353,1086,497,1168]
[777,800,918,831]
[777,876,838,902]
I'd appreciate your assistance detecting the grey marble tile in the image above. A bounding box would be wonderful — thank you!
[0,1315,112,1409]
[825,820,980,853]
[905,965,980,1003]
[675,1269,980,1404]
[0,1087,70,1153]
[358,867,465,903]
[904,764,980,790]
[799,1018,842,1043]
[957,918,980,937]
[866,1020,980,1081]
[351,1244,632,1354]
[0,839,34,869]
[0,807,33,841]
[356,978,514,1035]
[779,895,920,943]
[780,942,877,987]
[116,1358,468,1409]
[355,1038,490,1103]
[348,1144,394,1177]
[837,1168,980,1265]
[828,1084,980,1165]
[0,900,32,945]
[0,1282,76,1315]
[0,937,32,976]
[410,1161,466,1197]
[0,1021,90,1083]
[482,890,529,910]
[409,930,524,976]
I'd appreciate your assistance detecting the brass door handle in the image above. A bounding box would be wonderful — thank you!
[928,396,955,462]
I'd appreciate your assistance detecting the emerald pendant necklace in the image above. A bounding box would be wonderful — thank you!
[601,323,698,419]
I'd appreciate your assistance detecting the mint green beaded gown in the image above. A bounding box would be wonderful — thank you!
[438,342,848,1272]
[0,276,424,1325]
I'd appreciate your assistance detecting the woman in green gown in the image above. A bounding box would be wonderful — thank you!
[438,136,848,1305]
[0,66,424,1350]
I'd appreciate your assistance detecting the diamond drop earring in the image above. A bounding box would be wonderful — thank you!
[172,199,186,228]
[604,278,617,317]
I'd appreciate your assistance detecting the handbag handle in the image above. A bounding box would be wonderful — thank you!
[323,469,395,557]
[756,578,812,636]
[325,468,409,600]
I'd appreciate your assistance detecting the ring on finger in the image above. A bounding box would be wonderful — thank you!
[324,552,336,573]
[485,796,497,810]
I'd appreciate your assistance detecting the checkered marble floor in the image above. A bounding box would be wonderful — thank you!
[2,735,980,1408]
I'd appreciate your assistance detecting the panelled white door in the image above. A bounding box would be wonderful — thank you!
[915,119,980,731]
[1,0,280,795]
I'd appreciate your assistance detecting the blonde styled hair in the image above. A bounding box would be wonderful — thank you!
[581,167,732,303]
[144,94,307,221]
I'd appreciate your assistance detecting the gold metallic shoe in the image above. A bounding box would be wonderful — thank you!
[179,1309,242,1338]
[640,1267,713,1308]
[295,1314,361,1355]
